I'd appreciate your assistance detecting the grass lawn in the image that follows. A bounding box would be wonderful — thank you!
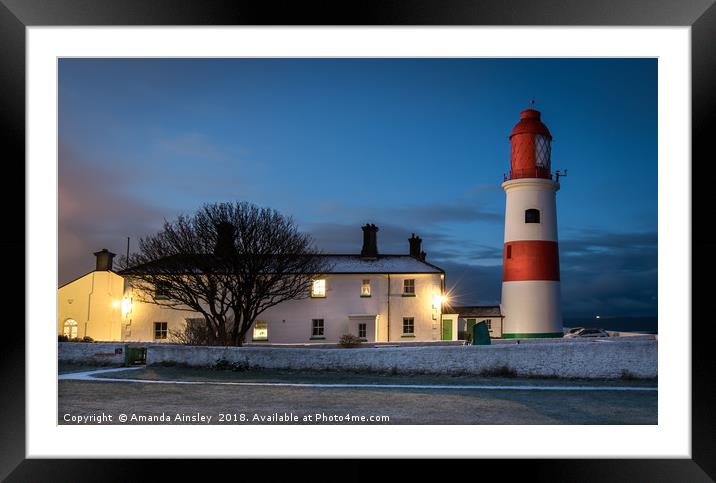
[59,366,657,425]
[58,362,124,374]
[93,365,658,388]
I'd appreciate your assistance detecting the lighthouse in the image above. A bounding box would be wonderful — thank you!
[500,107,564,339]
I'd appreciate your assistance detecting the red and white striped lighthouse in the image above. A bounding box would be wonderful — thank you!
[500,107,563,338]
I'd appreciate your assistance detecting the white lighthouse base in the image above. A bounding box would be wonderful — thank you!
[501,280,563,338]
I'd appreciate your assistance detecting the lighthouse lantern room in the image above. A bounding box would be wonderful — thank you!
[500,107,564,338]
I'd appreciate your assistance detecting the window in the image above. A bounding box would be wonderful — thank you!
[358,323,367,339]
[482,319,492,330]
[535,134,551,168]
[311,319,325,338]
[311,279,326,298]
[506,245,512,259]
[253,320,268,341]
[154,322,168,340]
[525,208,540,223]
[402,317,415,334]
[154,282,170,300]
[403,279,415,296]
[63,319,78,339]
[361,279,371,297]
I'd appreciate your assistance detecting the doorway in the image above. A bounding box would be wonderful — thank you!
[442,319,453,340]
[63,319,78,339]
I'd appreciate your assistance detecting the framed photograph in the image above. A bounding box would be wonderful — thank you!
[4,0,713,480]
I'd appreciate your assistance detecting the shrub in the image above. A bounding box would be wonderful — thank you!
[213,357,248,372]
[479,365,517,378]
[620,370,637,381]
[82,336,94,342]
[339,333,363,348]
[58,335,69,342]
[169,318,211,346]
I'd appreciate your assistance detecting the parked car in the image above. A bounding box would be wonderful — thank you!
[564,327,610,338]
[565,327,584,335]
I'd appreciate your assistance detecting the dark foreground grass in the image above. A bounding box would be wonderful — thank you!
[93,366,658,388]
[58,378,657,425]
[58,362,123,374]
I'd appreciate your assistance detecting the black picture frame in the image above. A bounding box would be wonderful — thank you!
[2,0,712,480]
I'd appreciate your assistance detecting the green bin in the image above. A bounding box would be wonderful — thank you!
[471,321,492,345]
[124,345,147,366]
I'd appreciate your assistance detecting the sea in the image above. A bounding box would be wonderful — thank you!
[562,316,658,334]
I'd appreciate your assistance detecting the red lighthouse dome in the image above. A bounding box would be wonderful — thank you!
[508,108,553,180]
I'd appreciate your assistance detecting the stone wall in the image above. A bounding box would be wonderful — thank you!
[146,338,657,379]
[59,342,130,365]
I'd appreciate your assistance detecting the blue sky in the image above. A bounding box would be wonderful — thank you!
[58,58,657,316]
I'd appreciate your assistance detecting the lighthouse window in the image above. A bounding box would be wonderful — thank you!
[525,209,541,223]
[535,135,551,167]
[506,245,512,259]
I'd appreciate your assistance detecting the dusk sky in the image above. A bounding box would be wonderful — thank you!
[59,58,657,317]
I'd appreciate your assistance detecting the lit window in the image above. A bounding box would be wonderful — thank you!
[358,323,367,339]
[63,319,78,339]
[312,319,324,338]
[253,320,268,341]
[525,209,540,223]
[403,279,415,296]
[361,279,371,297]
[403,317,415,334]
[154,322,168,340]
[311,279,326,297]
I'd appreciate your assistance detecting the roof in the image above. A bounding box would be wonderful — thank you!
[319,255,443,274]
[58,269,121,289]
[509,109,552,140]
[446,305,503,317]
[119,254,444,275]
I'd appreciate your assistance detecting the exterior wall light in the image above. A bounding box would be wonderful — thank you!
[121,297,132,317]
[432,293,446,309]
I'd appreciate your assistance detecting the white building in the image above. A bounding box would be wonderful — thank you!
[58,225,454,344]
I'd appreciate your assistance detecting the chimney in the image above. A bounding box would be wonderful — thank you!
[94,249,116,271]
[214,222,236,257]
[361,224,379,259]
[408,233,422,259]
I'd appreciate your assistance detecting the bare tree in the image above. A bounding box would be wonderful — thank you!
[119,202,331,346]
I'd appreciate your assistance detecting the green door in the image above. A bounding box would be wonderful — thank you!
[442,319,453,340]
[466,319,477,339]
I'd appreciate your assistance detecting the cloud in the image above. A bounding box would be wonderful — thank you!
[59,143,168,285]
[304,220,657,316]
[304,221,453,255]
[388,204,502,225]
[441,229,657,316]
[312,197,502,229]
[58,146,657,318]
[558,230,657,315]
[440,261,503,306]
[144,132,258,202]
[156,132,233,163]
